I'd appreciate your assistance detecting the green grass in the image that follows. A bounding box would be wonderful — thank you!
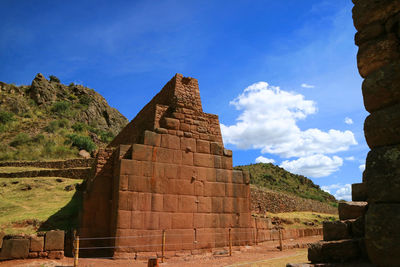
[0,166,53,173]
[0,177,83,234]
[235,163,337,206]
[262,211,338,229]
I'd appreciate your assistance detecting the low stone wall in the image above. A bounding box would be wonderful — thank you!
[253,217,322,243]
[0,230,65,260]
[251,186,337,214]
[0,159,94,168]
[0,168,91,179]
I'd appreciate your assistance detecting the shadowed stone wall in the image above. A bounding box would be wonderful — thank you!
[354,0,400,265]
[79,74,253,257]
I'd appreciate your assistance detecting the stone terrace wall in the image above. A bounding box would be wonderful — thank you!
[0,230,64,260]
[353,0,400,265]
[251,186,337,214]
[0,159,94,168]
[79,74,252,258]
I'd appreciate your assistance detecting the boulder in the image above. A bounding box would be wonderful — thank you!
[308,239,361,263]
[363,145,400,202]
[351,183,367,201]
[352,0,400,31]
[0,238,29,259]
[45,230,64,251]
[362,60,400,113]
[366,203,400,266]
[338,202,367,220]
[323,221,350,241]
[79,149,91,159]
[364,104,400,148]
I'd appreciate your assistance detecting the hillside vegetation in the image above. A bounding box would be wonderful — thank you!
[0,74,128,161]
[235,163,337,207]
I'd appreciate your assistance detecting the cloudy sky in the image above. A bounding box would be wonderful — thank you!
[0,0,368,200]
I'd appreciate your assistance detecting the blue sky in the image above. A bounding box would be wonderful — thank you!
[0,0,368,200]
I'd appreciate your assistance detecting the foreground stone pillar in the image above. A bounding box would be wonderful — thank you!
[353,0,400,265]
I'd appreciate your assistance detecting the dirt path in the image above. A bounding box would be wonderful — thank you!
[0,235,319,267]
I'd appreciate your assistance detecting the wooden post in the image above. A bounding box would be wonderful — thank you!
[254,218,258,245]
[229,228,232,256]
[73,230,79,267]
[278,227,283,251]
[161,230,165,263]
[148,257,159,267]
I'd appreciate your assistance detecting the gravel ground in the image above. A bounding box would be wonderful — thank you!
[0,235,321,267]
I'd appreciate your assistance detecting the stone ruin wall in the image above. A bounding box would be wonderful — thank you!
[306,1,400,266]
[79,74,254,257]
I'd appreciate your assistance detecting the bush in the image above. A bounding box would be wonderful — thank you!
[79,94,92,106]
[49,75,60,83]
[72,122,86,132]
[10,133,31,147]
[0,110,15,124]
[51,101,70,115]
[45,121,59,133]
[66,134,96,152]
[31,134,45,144]
[57,119,69,128]
[100,131,114,143]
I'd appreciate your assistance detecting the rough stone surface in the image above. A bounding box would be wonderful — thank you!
[338,202,367,221]
[308,239,361,263]
[30,235,44,252]
[0,231,4,248]
[351,183,367,202]
[79,149,91,159]
[45,230,64,251]
[362,60,400,113]
[323,221,350,241]
[364,103,400,148]
[48,250,64,259]
[0,239,29,259]
[366,203,400,267]
[363,145,400,202]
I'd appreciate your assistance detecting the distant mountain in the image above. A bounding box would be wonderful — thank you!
[234,163,337,206]
[0,73,128,161]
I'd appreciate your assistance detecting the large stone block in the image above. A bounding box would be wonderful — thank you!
[363,145,400,202]
[193,153,213,168]
[352,0,400,31]
[160,134,180,150]
[0,239,29,259]
[351,183,367,201]
[362,60,400,113]
[364,103,400,148]
[323,221,350,241]
[338,201,367,220]
[366,203,400,267]
[308,239,361,263]
[131,144,153,161]
[144,130,161,147]
[357,35,400,78]
[45,230,64,251]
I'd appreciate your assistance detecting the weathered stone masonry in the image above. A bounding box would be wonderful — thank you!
[79,74,253,257]
[306,1,400,266]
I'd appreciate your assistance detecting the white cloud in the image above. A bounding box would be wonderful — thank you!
[255,156,275,164]
[321,183,351,201]
[344,117,353,125]
[280,154,343,178]
[301,83,315,88]
[221,82,357,158]
[359,164,365,172]
[345,156,355,161]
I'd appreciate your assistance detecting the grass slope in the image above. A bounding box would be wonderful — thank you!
[235,163,337,206]
[0,177,82,234]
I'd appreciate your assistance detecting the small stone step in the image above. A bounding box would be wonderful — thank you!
[352,183,367,201]
[308,239,364,263]
[323,221,350,241]
[338,201,367,220]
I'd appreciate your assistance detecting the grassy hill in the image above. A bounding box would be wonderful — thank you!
[235,163,337,207]
[0,74,128,161]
